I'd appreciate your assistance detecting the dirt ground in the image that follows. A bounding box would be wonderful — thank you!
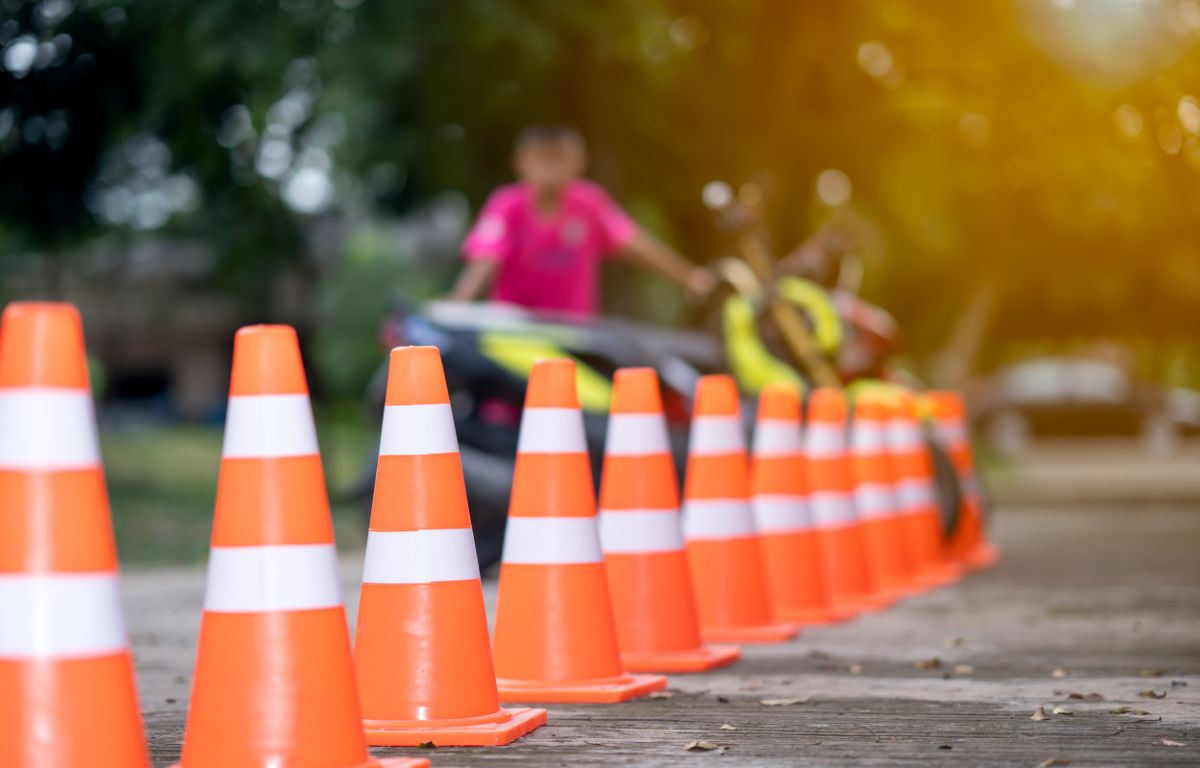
[124,443,1200,767]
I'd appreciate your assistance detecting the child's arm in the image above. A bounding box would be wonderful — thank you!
[622,230,716,300]
[447,258,500,302]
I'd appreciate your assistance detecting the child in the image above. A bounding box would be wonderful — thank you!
[449,125,712,316]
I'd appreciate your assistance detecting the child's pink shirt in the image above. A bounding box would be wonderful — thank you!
[461,179,636,316]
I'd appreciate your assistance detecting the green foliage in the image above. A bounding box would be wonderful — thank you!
[5,0,1200,382]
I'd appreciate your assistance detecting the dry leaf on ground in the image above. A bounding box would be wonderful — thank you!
[1051,705,1074,716]
[954,664,975,675]
[944,636,965,648]
[760,697,809,706]
[1139,669,1165,677]
[1138,689,1167,699]
[684,740,718,752]
[1061,691,1103,701]
[848,663,864,674]
[1051,668,1068,678]
[1158,739,1185,747]
[649,691,674,699]
[1109,706,1152,715]
[1037,759,1071,767]
[719,724,739,731]
[914,658,942,670]
[1031,706,1050,721]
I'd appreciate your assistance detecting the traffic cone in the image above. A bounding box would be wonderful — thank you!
[805,388,890,613]
[749,383,846,624]
[883,390,960,590]
[682,374,798,644]
[0,302,149,768]
[598,367,740,672]
[849,389,919,600]
[175,326,426,768]
[925,390,999,570]
[354,346,546,745]
[492,358,667,702]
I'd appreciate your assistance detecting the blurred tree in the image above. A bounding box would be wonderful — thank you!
[4,0,1200,386]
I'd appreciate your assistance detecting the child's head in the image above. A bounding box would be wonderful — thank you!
[513,125,586,195]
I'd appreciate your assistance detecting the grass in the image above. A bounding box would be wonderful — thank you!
[102,416,375,566]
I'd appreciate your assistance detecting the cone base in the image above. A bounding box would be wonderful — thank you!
[364,706,546,747]
[776,605,856,626]
[700,621,798,644]
[496,673,668,703]
[621,643,741,673]
[967,543,999,569]
[836,591,895,613]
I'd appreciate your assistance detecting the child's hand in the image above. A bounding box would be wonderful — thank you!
[685,266,718,303]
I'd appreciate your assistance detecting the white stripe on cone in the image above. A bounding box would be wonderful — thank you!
[689,416,744,455]
[854,483,897,520]
[752,420,802,456]
[222,395,320,459]
[204,544,342,612]
[896,478,937,513]
[362,528,480,584]
[379,403,459,456]
[0,389,100,470]
[0,573,127,658]
[516,408,587,454]
[501,516,603,564]
[809,491,859,529]
[850,421,888,454]
[598,509,684,554]
[885,422,924,452]
[934,419,967,446]
[751,495,811,533]
[605,413,671,456]
[682,498,756,540]
[804,422,846,459]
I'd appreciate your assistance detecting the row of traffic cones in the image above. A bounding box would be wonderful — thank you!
[0,301,997,767]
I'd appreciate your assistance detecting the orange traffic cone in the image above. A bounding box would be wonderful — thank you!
[925,391,999,570]
[492,358,667,702]
[883,390,960,589]
[849,390,918,600]
[598,367,740,672]
[682,375,798,644]
[175,326,425,768]
[0,302,149,768]
[750,384,846,624]
[354,346,546,745]
[805,388,890,613]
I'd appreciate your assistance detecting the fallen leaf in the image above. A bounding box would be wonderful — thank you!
[649,691,675,699]
[416,741,436,748]
[760,697,809,707]
[914,658,942,670]
[1139,669,1165,677]
[1138,689,1166,699]
[1031,706,1049,721]
[1063,691,1104,701]
[848,663,864,674]
[684,740,717,752]
[1109,706,1152,716]
[938,744,952,750]
[944,636,964,648]
[1051,705,1074,716]
[1170,680,1188,687]
[716,695,730,704]
[1051,668,1068,679]
[740,679,764,691]
[954,664,975,675]
[1159,739,1185,747]
[719,724,739,731]
[1037,759,1071,767]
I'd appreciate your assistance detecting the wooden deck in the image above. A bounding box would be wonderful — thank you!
[128,449,1200,766]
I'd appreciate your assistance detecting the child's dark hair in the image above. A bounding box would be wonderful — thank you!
[515,124,584,150]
